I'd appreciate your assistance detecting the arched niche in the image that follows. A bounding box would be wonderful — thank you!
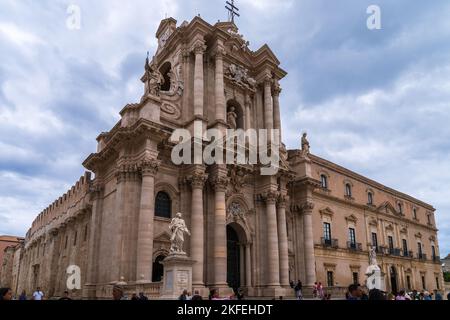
[226,99,244,129]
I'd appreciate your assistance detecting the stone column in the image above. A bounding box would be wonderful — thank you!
[265,191,280,287]
[193,42,206,117]
[302,202,316,286]
[240,244,245,286]
[136,159,159,283]
[272,82,282,140]
[245,244,252,287]
[264,76,274,130]
[189,171,207,287]
[212,176,229,288]
[277,195,289,287]
[215,45,226,122]
[245,94,251,130]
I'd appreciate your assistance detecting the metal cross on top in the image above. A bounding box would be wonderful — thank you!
[225,0,240,23]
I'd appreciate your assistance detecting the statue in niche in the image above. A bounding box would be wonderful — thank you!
[169,212,190,254]
[143,53,164,97]
[301,132,310,155]
[227,107,238,129]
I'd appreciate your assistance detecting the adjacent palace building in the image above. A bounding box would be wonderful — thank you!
[0,16,444,299]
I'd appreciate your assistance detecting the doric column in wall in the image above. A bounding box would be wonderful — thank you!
[214,43,226,122]
[265,191,281,287]
[211,171,229,288]
[245,243,252,287]
[272,80,282,140]
[85,180,104,291]
[277,194,290,287]
[189,168,208,288]
[193,41,206,117]
[302,202,316,286]
[136,158,159,283]
[263,75,274,130]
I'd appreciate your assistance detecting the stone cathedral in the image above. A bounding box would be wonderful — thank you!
[1,16,443,299]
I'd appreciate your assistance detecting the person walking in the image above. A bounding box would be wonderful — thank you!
[138,292,148,300]
[112,285,126,300]
[59,291,72,300]
[179,289,189,300]
[32,287,44,300]
[395,290,406,300]
[0,288,13,301]
[19,290,27,300]
[312,282,318,298]
[434,290,442,300]
[347,284,362,300]
[191,290,203,300]
[317,282,324,299]
[294,280,303,300]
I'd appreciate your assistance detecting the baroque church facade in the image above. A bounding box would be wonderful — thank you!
[1,16,444,299]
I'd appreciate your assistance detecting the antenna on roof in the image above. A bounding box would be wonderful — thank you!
[225,0,240,23]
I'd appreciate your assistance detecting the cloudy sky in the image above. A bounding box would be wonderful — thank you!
[0,0,449,256]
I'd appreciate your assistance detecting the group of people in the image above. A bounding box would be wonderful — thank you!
[0,286,73,301]
[289,281,331,300]
[346,284,448,301]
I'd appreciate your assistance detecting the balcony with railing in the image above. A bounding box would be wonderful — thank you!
[377,246,388,255]
[347,241,362,251]
[417,253,427,261]
[388,248,402,257]
[321,238,339,249]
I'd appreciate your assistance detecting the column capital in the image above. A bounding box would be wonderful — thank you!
[189,172,208,189]
[301,201,315,214]
[192,41,207,55]
[211,176,229,192]
[263,74,273,87]
[261,191,279,205]
[214,46,226,59]
[277,194,289,208]
[140,158,160,177]
[273,82,282,96]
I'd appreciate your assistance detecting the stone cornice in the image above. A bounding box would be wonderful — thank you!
[312,189,438,232]
[308,153,435,211]
[83,119,171,172]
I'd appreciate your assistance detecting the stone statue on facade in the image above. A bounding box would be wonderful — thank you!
[301,132,310,155]
[143,53,164,97]
[227,107,238,129]
[365,246,385,290]
[169,212,191,254]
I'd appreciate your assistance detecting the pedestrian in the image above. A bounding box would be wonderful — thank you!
[59,291,72,300]
[347,284,362,300]
[434,290,442,301]
[294,280,303,300]
[179,289,189,300]
[312,282,318,298]
[423,291,432,300]
[289,280,295,289]
[447,291,450,300]
[131,293,140,301]
[138,292,148,300]
[19,290,27,300]
[236,288,244,300]
[112,285,126,300]
[0,288,13,301]
[191,290,203,300]
[395,290,406,300]
[369,288,386,300]
[32,287,44,300]
[317,282,324,299]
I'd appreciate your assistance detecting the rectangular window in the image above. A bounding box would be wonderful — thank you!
[73,231,77,246]
[327,271,334,287]
[432,245,436,260]
[436,277,440,289]
[352,272,359,285]
[402,239,408,256]
[427,214,431,224]
[84,225,88,242]
[349,228,356,246]
[371,233,378,248]
[413,208,417,220]
[388,236,394,253]
[421,276,426,290]
[323,222,331,243]
[418,242,422,256]
[406,275,411,290]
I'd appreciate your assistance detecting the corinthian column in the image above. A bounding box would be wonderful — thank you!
[302,202,316,286]
[189,170,208,287]
[265,191,280,287]
[136,158,159,283]
[277,195,289,287]
[215,45,226,122]
[264,76,274,130]
[193,42,206,117]
[272,81,282,141]
[212,175,229,288]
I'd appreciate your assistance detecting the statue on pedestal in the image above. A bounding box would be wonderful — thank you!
[301,132,310,155]
[169,213,191,254]
[227,107,238,129]
[366,246,385,291]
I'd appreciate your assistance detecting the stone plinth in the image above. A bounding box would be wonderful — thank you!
[160,254,195,300]
[366,266,385,291]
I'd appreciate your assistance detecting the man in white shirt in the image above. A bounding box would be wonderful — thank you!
[32,287,44,300]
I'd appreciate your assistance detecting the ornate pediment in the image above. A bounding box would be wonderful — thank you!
[414,232,422,239]
[377,201,399,215]
[400,226,408,234]
[385,223,394,231]
[368,218,378,227]
[429,235,436,242]
[345,214,358,224]
[319,207,334,219]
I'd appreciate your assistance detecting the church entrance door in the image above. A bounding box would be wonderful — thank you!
[226,225,240,292]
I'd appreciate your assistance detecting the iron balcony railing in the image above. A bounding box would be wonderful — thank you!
[417,253,427,260]
[321,238,339,248]
[388,248,402,257]
[347,241,362,251]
